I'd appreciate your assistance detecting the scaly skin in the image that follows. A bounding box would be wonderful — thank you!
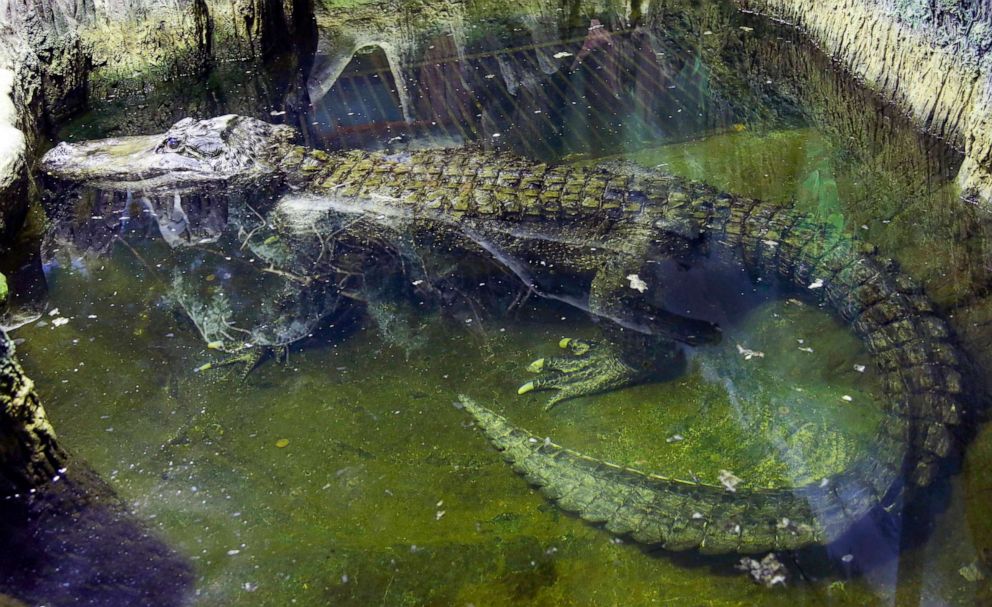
[41,116,969,553]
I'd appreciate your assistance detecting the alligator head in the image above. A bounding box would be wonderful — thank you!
[40,115,297,193]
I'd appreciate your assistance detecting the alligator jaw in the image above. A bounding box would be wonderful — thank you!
[40,135,216,193]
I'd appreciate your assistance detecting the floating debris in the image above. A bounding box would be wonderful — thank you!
[736,343,765,360]
[51,317,69,327]
[553,51,573,59]
[798,346,814,353]
[737,553,787,587]
[841,554,854,563]
[666,434,684,443]
[269,110,286,116]
[853,364,866,373]
[841,395,853,402]
[718,469,742,492]
[275,438,290,448]
[48,308,60,316]
[808,278,824,289]
[626,274,648,292]
[435,510,446,521]
[740,26,754,32]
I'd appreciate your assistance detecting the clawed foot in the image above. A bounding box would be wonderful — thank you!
[194,345,287,381]
[517,338,642,409]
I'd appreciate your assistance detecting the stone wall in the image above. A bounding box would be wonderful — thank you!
[737,0,992,206]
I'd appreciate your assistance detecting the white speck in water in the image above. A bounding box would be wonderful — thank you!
[808,278,824,289]
[854,364,866,373]
[626,274,648,292]
[719,470,742,492]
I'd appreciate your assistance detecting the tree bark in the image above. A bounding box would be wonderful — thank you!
[0,330,65,497]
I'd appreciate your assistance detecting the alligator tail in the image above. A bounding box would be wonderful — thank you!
[458,186,969,555]
[460,395,903,554]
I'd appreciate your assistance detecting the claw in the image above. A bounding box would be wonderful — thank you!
[194,346,273,381]
[516,338,649,408]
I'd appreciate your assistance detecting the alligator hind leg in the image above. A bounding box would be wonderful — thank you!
[518,337,682,409]
[194,346,287,381]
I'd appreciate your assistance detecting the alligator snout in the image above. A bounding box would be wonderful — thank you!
[40,142,72,173]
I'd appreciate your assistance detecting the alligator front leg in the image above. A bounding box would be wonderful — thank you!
[194,346,287,381]
[518,337,682,409]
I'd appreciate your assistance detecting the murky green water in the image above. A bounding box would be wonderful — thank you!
[6,0,992,604]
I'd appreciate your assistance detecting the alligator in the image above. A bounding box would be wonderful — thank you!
[40,115,968,554]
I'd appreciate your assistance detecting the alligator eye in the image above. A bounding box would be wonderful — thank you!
[166,137,181,150]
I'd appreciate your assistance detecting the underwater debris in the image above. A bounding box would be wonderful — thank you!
[737,554,787,587]
[626,274,648,292]
[736,344,764,360]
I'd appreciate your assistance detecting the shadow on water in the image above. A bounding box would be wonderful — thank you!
[0,468,194,606]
